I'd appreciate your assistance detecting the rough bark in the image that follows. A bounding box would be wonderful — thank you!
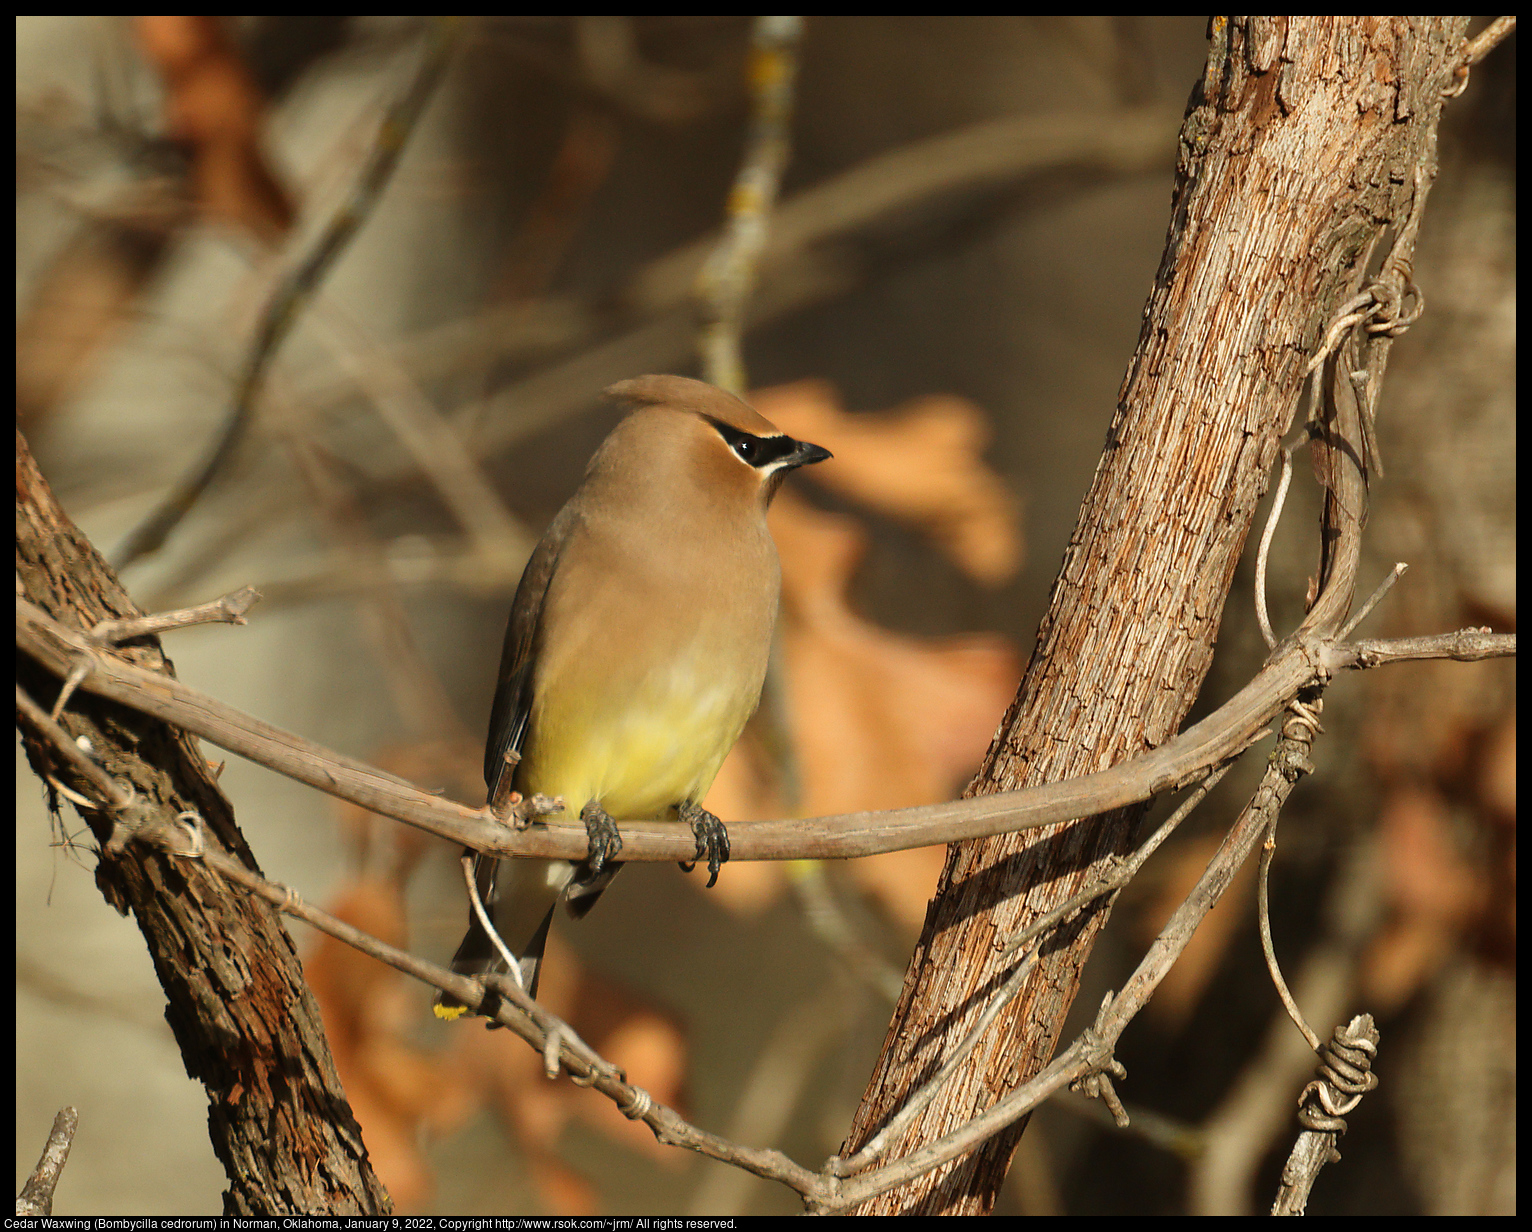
[15,431,390,1215]
[842,17,1469,1214]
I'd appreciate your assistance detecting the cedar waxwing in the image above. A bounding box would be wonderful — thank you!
[436,375,831,1014]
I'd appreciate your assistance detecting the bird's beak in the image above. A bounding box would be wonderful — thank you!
[781,439,832,472]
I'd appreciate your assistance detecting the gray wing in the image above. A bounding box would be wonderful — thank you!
[484,501,582,801]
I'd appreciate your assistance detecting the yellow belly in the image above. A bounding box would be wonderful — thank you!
[520,655,760,822]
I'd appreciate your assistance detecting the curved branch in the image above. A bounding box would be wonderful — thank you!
[20,591,1510,868]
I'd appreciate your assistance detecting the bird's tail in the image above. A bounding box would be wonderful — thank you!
[434,854,566,1017]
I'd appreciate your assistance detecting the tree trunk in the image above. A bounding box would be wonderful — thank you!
[16,431,391,1215]
[842,17,1468,1214]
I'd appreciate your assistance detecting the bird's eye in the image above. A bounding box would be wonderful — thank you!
[733,437,758,463]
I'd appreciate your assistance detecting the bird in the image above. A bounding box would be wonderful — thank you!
[436,374,831,1016]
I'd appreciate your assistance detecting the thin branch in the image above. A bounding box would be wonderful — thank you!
[15,1107,79,1217]
[113,17,462,567]
[1190,826,1385,1214]
[18,593,1514,867]
[1255,439,1297,649]
[16,683,134,813]
[1271,1016,1381,1214]
[1001,759,1237,960]
[696,14,801,394]
[1464,15,1516,65]
[1442,16,1517,98]
[1339,562,1408,640]
[89,584,260,644]
[1326,628,1514,670]
[461,851,524,989]
[1257,809,1323,1053]
[4,590,1287,858]
[842,762,1238,1173]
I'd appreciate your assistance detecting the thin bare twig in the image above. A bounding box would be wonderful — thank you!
[89,584,260,645]
[823,723,1315,1209]
[46,585,259,721]
[16,683,134,813]
[121,817,829,1201]
[18,592,1514,868]
[1339,562,1408,640]
[15,1106,79,1217]
[1001,759,1238,960]
[1255,703,1326,1054]
[1190,828,1384,1214]
[1464,15,1517,65]
[1442,16,1516,97]
[697,14,801,395]
[1254,437,1297,649]
[1271,1016,1381,1214]
[461,851,523,989]
[1327,628,1513,670]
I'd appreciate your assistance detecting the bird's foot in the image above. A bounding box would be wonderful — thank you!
[677,802,730,888]
[579,801,623,877]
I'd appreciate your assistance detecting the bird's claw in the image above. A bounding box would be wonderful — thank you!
[579,801,623,877]
[678,802,730,888]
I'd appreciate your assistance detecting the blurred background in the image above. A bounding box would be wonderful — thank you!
[15,16,1514,1216]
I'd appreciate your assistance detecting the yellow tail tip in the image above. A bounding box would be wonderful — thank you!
[433,1002,468,1021]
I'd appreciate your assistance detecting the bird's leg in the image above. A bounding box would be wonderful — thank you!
[677,801,731,888]
[579,801,623,877]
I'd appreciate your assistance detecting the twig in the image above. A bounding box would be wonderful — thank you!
[16,683,134,813]
[1442,16,1516,97]
[1327,628,1513,670]
[839,946,1041,1176]
[1255,702,1325,1054]
[1190,828,1384,1214]
[1338,562,1407,640]
[1271,1016,1381,1215]
[89,585,260,645]
[461,851,523,990]
[1254,437,1296,649]
[47,585,260,721]
[1001,759,1237,959]
[1464,15,1517,65]
[113,17,462,567]
[19,668,1299,1215]
[697,15,802,394]
[15,1106,79,1217]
